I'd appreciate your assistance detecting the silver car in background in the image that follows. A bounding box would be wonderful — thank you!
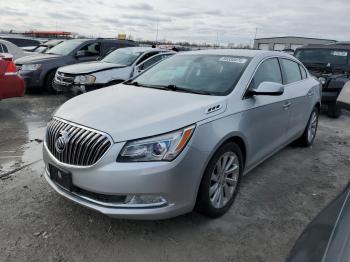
[43,49,321,220]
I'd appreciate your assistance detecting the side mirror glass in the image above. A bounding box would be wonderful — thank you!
[248,82,284,96]
[75,50,85,58]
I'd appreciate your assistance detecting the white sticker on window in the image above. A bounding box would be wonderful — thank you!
[331,51,348,57]
[219,57,247,63]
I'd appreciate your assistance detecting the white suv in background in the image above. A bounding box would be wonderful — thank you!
[53,47,174,97]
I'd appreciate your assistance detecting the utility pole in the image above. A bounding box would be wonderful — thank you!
[254,28,258,39]
[155,21,159,45]
[252,27,258,48]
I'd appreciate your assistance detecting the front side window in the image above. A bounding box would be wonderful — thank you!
[102,49,143,66]
[136,52,159,65]
[0,44,8,53]
[78,43,100,57]
[133,54,250,95]
[141,54,167,70]
[281,59,302,84]
[250,58,282,89]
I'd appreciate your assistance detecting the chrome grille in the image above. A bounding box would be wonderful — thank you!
[55,71,75,86]
[46,118,112,166]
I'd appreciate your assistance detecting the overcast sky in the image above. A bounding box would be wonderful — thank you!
[1,0,349,45]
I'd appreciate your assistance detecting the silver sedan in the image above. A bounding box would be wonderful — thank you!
[43,49,321,219]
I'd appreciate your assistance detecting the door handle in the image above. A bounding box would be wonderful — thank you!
[283,102,291,110]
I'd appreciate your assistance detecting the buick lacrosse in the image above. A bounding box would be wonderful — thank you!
[43,49,321,219]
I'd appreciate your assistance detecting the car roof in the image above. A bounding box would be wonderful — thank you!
[64,38,136,44]
[296,44,350,50]
[118,47,169,53]
[176,49,290,58]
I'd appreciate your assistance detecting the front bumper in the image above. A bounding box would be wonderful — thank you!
[18,70,43,89]
[42,137,207,220]
[53,82,101,96]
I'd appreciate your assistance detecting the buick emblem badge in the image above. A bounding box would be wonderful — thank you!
[55,130,69,153]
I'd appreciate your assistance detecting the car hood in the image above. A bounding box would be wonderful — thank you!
[15,53,61,64]
[58,61,126,74]
[55,84,227,142]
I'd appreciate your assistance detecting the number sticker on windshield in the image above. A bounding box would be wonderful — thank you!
[219,57,247,63]
[331,51,348,57]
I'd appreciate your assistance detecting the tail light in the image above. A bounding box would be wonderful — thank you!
[4,58,17,76]
[0,54,17,76]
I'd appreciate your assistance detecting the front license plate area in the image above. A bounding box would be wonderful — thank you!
[48,164,73,191]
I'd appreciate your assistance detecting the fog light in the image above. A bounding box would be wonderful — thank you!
[124,195,167,207]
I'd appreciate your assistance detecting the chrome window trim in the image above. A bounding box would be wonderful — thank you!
[242,55,310,99]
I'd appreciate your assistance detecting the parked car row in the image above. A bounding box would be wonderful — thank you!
[15,38,138,93]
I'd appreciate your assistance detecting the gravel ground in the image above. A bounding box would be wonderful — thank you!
[0,94,349,262]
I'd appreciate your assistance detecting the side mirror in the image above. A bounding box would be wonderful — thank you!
[75,50,85,58]
[248,82,284,96]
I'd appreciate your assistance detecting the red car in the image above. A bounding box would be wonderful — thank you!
[0,54,25,100]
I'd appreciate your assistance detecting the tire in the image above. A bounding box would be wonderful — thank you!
[45,71,57,94]
[195,142,243,218]
[297,107,319,147]
[327,102,341,118]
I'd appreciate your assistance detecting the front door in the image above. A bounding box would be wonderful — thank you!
[241,58,292,168]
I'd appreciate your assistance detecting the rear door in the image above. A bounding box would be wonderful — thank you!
[241,57,291,167]
[279,58,312,140]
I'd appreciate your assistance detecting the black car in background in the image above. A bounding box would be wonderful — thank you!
[295,44,350,118]
[15,38,137,93]
[287,182,350,262]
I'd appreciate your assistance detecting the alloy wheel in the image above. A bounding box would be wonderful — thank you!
[209,152,239,209]
[307,111,318,143]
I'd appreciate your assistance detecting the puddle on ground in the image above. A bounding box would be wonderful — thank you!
[0,121,47,176]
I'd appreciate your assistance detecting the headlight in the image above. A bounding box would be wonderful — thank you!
[21,64,41,71]
[118,125,195,162]
[74,75,96,85]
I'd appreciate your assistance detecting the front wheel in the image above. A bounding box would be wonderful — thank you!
[195,142,243,218]
[297,107,319,147]
[45,71,57,94]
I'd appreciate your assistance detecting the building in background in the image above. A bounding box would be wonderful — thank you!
[254,36,336,51]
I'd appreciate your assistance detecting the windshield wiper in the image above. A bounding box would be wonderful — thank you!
[156,84,213,95]
[124,81,213,95]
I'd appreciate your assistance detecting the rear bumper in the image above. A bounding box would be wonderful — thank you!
[0,75,25,99]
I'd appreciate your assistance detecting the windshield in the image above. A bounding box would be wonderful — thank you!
[132,54,250,95]
[102,49,143,66]
[295,49,349,66]
[45,40,82,55]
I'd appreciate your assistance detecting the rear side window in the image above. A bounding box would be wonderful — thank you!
[250,58,282,89]
[0,44,8,53]
[299,65,307,79]
[281,59,302,84]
